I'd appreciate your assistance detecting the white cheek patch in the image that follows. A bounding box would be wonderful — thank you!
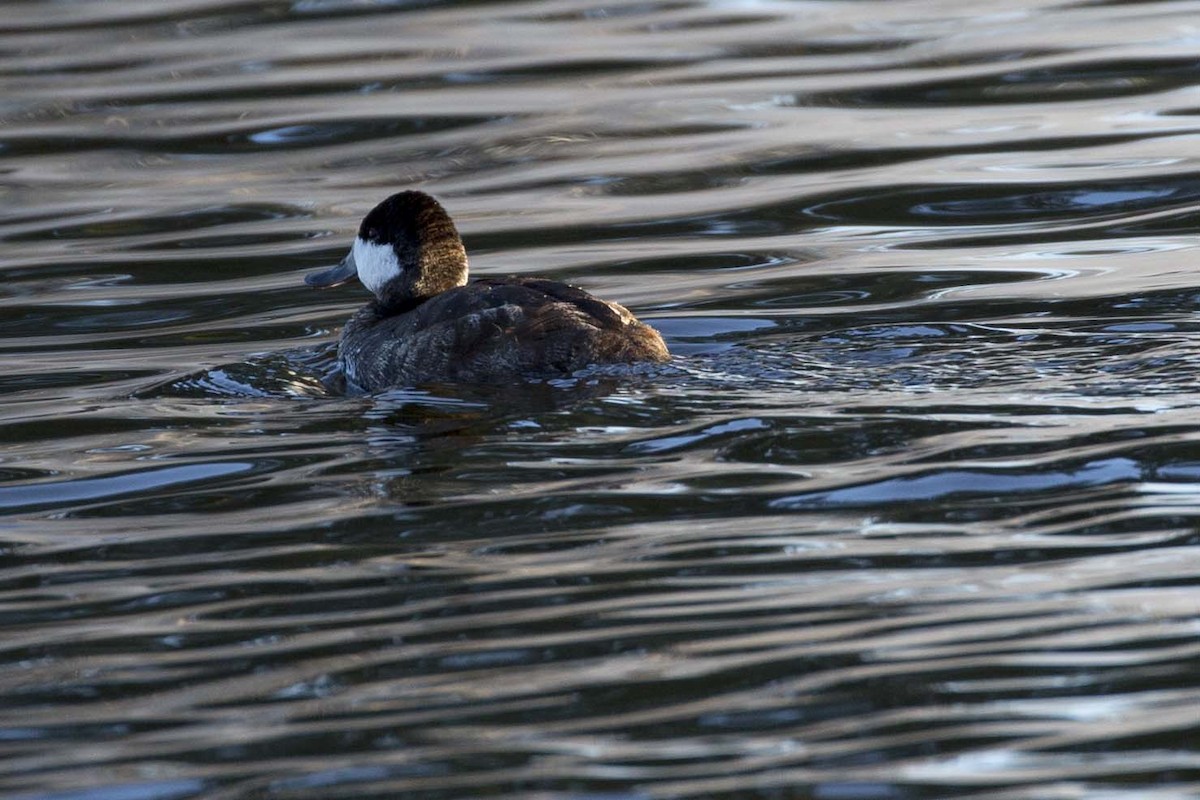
[353,237,401,296]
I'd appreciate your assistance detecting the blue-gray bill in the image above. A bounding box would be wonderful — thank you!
[305,251,357,288]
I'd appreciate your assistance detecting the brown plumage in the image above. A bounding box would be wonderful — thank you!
[305,191,669,391]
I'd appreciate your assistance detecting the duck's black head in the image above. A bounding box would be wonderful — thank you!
[305,190,468,310]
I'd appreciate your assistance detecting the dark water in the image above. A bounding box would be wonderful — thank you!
[4,1,1200,798]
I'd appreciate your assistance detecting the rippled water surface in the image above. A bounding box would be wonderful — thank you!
[5,1,1200,798]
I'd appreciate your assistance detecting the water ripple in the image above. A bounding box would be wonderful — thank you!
[3,0,1200,798]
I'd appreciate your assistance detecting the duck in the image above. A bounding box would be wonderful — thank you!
[305,191,669,391]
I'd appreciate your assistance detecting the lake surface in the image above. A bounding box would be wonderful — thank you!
[4,1,1200,798]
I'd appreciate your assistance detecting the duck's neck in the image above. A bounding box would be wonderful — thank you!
[373,291,428,316]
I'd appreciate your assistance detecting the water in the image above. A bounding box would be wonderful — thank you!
[3,0,1200,797]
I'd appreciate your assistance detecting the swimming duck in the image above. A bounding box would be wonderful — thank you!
[306,191,669,391]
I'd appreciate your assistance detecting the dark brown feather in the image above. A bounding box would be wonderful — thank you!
[340,276,667,390]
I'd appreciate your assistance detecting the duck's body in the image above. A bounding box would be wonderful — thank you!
[339,275,668,390]
[306,191,668,391]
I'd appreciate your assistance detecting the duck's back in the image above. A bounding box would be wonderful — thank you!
[339,277,668,390]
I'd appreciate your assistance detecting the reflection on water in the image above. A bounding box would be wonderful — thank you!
[4,0,1200,798]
